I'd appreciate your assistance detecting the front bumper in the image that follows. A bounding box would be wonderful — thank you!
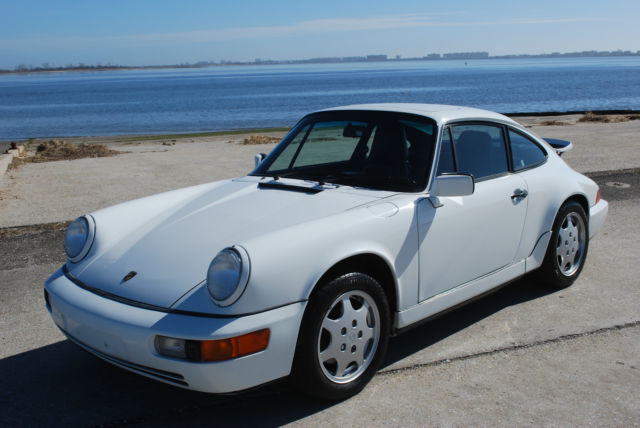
[589,199,608,239]
[44,267,306,393]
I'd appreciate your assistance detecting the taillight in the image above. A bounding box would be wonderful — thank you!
[596,188,601,204]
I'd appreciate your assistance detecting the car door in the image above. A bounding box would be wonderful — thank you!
[417,123,528,302]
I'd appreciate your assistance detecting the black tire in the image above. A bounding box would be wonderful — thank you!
[538,200,589,288]
[291,273,390,401]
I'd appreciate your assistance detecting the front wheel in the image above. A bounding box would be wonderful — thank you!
[538,201,589,288]
[291,273,390,400]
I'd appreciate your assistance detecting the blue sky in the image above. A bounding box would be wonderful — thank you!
[1,0,639,68]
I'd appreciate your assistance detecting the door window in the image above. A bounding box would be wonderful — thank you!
[451,124,508,180]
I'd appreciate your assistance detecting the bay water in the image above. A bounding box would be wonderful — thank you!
[1,57,639,140]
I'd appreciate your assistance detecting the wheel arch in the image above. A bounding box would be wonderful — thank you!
[535,192,590,288]
[564,193,589,217]
[525,193,590,272]
[543,193,590,253]
[309,253,398,315]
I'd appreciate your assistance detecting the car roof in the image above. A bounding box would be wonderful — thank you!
[319,103,520,127]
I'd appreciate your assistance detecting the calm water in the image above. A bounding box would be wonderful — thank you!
[1,57,639,140]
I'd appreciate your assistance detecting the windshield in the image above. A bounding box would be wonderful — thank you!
[252,111,437,192]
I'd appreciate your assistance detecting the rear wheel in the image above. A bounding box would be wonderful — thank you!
[538,201,589,288]
[292,273,390,400]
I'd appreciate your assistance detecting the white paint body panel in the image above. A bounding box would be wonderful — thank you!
[46,267,305,393]
[45,103,608,393]
[417,174,527,301]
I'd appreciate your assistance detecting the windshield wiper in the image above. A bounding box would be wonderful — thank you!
[261,171,338,187]
[260,171,307,181]
[316,171,360,186]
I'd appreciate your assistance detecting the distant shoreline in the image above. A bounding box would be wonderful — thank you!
[2,53,639,75]
[0,127,292,144]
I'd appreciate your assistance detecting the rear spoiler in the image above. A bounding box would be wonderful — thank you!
[544,138,573,156]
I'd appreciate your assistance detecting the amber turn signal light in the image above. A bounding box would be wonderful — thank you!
[200,329,270,362]
[156,329,270,362]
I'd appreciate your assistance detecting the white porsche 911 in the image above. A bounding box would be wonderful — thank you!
[45,104,608,400]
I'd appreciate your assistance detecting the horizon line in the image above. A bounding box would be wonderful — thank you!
[3,49,640,73]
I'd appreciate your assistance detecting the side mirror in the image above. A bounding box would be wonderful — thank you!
[431,174,474,197]
[254,153,266,168]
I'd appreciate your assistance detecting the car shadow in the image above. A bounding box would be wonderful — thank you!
[1,276,556,427]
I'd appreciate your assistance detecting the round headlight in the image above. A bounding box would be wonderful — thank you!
[207,246,250,307]
[65,215,95,263]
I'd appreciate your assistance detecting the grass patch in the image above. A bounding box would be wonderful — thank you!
[111,127,290,142]
[242,135,282,145]
[578,112,640,123]
[34,140,121,161]
[540,120,571,126]
[9,140,122,169]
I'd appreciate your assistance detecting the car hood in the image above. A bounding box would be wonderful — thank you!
[70,178,382,309]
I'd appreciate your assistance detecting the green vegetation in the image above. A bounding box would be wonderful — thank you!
[578,111,640,123]
[110,127,290,142]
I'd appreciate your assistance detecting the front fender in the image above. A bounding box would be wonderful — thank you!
[172,196,420,315]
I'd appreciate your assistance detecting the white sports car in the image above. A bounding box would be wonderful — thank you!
[45,104,608,400]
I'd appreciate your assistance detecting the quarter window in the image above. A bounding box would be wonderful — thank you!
[436,128,455,175]
[451,124,508,180]
[509,129,547,171]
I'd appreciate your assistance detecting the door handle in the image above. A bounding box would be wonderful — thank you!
[511,188,528,200]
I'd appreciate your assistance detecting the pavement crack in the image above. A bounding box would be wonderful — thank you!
[378,320,640,376]
[95,321,640,427]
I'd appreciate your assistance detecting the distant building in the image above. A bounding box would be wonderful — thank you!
[442,52,489,59]
[304,57,342,63]
[343,56,366,62]
[366,55,388,61]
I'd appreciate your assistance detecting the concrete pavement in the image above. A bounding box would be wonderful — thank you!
[1,170,638,426]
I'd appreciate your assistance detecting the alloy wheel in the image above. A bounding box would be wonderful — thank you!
[317,290,381,384]
[555,212,586,276]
